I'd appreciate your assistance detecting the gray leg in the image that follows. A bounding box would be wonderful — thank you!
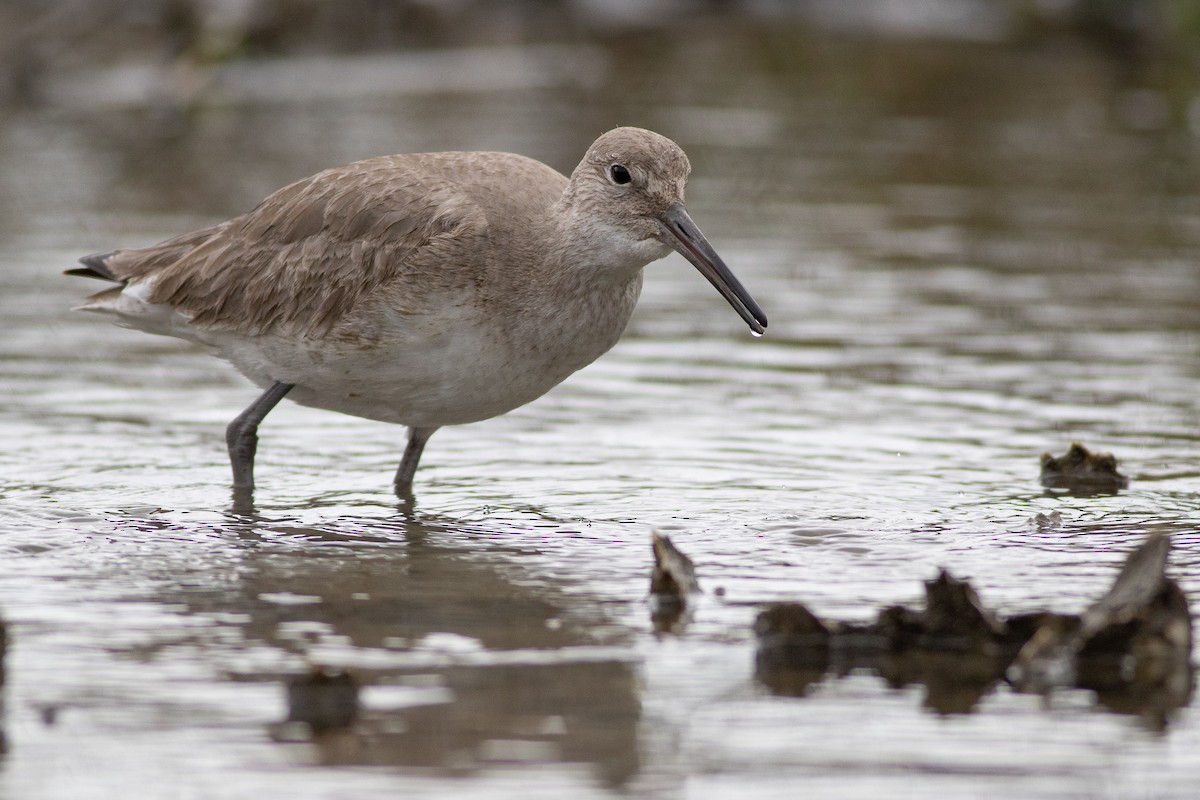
[395,426,438,496]
[226,382,294,492]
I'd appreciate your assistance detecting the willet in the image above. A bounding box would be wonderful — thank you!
[68,127,767,499]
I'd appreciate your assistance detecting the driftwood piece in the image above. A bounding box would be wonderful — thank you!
[911,569,1004,648]
[1013,533,1192,683]
[285,668,360,734]
[649,531,701,626]
[1040,442,1129,494]
[755,603,830,662]
[755,534,1193,725]
[650,531,700,597]
[1079,531,1171,640]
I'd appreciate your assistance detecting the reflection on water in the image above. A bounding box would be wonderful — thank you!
[2,6,1200,798]
[212,511,642,785]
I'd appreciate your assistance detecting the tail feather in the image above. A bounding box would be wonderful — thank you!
[66,251,121,282]
[73,285,125,312]
[67,246,201,341]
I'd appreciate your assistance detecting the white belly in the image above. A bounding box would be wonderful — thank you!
[85,273,642,428]
[217,324,575,427]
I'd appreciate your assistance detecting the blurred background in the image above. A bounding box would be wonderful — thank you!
[2,0,1199,235]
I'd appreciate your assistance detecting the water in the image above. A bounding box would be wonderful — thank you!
[3,19,1200,799]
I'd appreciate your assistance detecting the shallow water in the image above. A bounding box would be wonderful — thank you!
[2,20,1200,799]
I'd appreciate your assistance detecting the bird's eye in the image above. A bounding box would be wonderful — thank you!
[609,164,632,185]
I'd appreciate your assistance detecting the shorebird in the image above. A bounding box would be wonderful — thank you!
[69,127,767,499]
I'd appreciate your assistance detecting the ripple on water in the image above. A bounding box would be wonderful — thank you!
[4,34,1200,798]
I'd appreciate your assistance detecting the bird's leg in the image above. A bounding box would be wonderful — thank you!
[395,426,438,497]
[226,382,294,493]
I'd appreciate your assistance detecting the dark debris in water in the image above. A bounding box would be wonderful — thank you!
[283,668,361,735]
[648,531,700,628]
[1012,532,1192,689]
[755,533,1193,728]
[1040,442,1129,495]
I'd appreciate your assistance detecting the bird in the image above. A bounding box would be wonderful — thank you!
[68,126,767,500]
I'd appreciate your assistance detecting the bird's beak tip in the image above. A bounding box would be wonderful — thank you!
[658,204,768,337]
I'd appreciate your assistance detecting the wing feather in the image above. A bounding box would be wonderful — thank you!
[80,155,490,338]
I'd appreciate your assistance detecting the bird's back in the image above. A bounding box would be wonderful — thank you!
[78,151,569,341]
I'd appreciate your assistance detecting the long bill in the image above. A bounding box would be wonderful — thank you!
[656,203,768,335]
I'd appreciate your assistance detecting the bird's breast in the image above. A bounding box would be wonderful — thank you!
[515,270,643,377]
[217,273,643,428]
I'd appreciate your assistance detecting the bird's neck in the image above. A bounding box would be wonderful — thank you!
[545,202,668,289]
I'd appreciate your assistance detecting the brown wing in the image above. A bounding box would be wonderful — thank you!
[87,154,491,338]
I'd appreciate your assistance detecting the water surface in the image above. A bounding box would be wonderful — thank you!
[2,20,1200,799]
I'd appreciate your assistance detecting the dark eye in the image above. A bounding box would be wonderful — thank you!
[609,164,631,185]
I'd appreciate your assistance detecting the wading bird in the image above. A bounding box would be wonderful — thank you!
[70,127,767,499]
